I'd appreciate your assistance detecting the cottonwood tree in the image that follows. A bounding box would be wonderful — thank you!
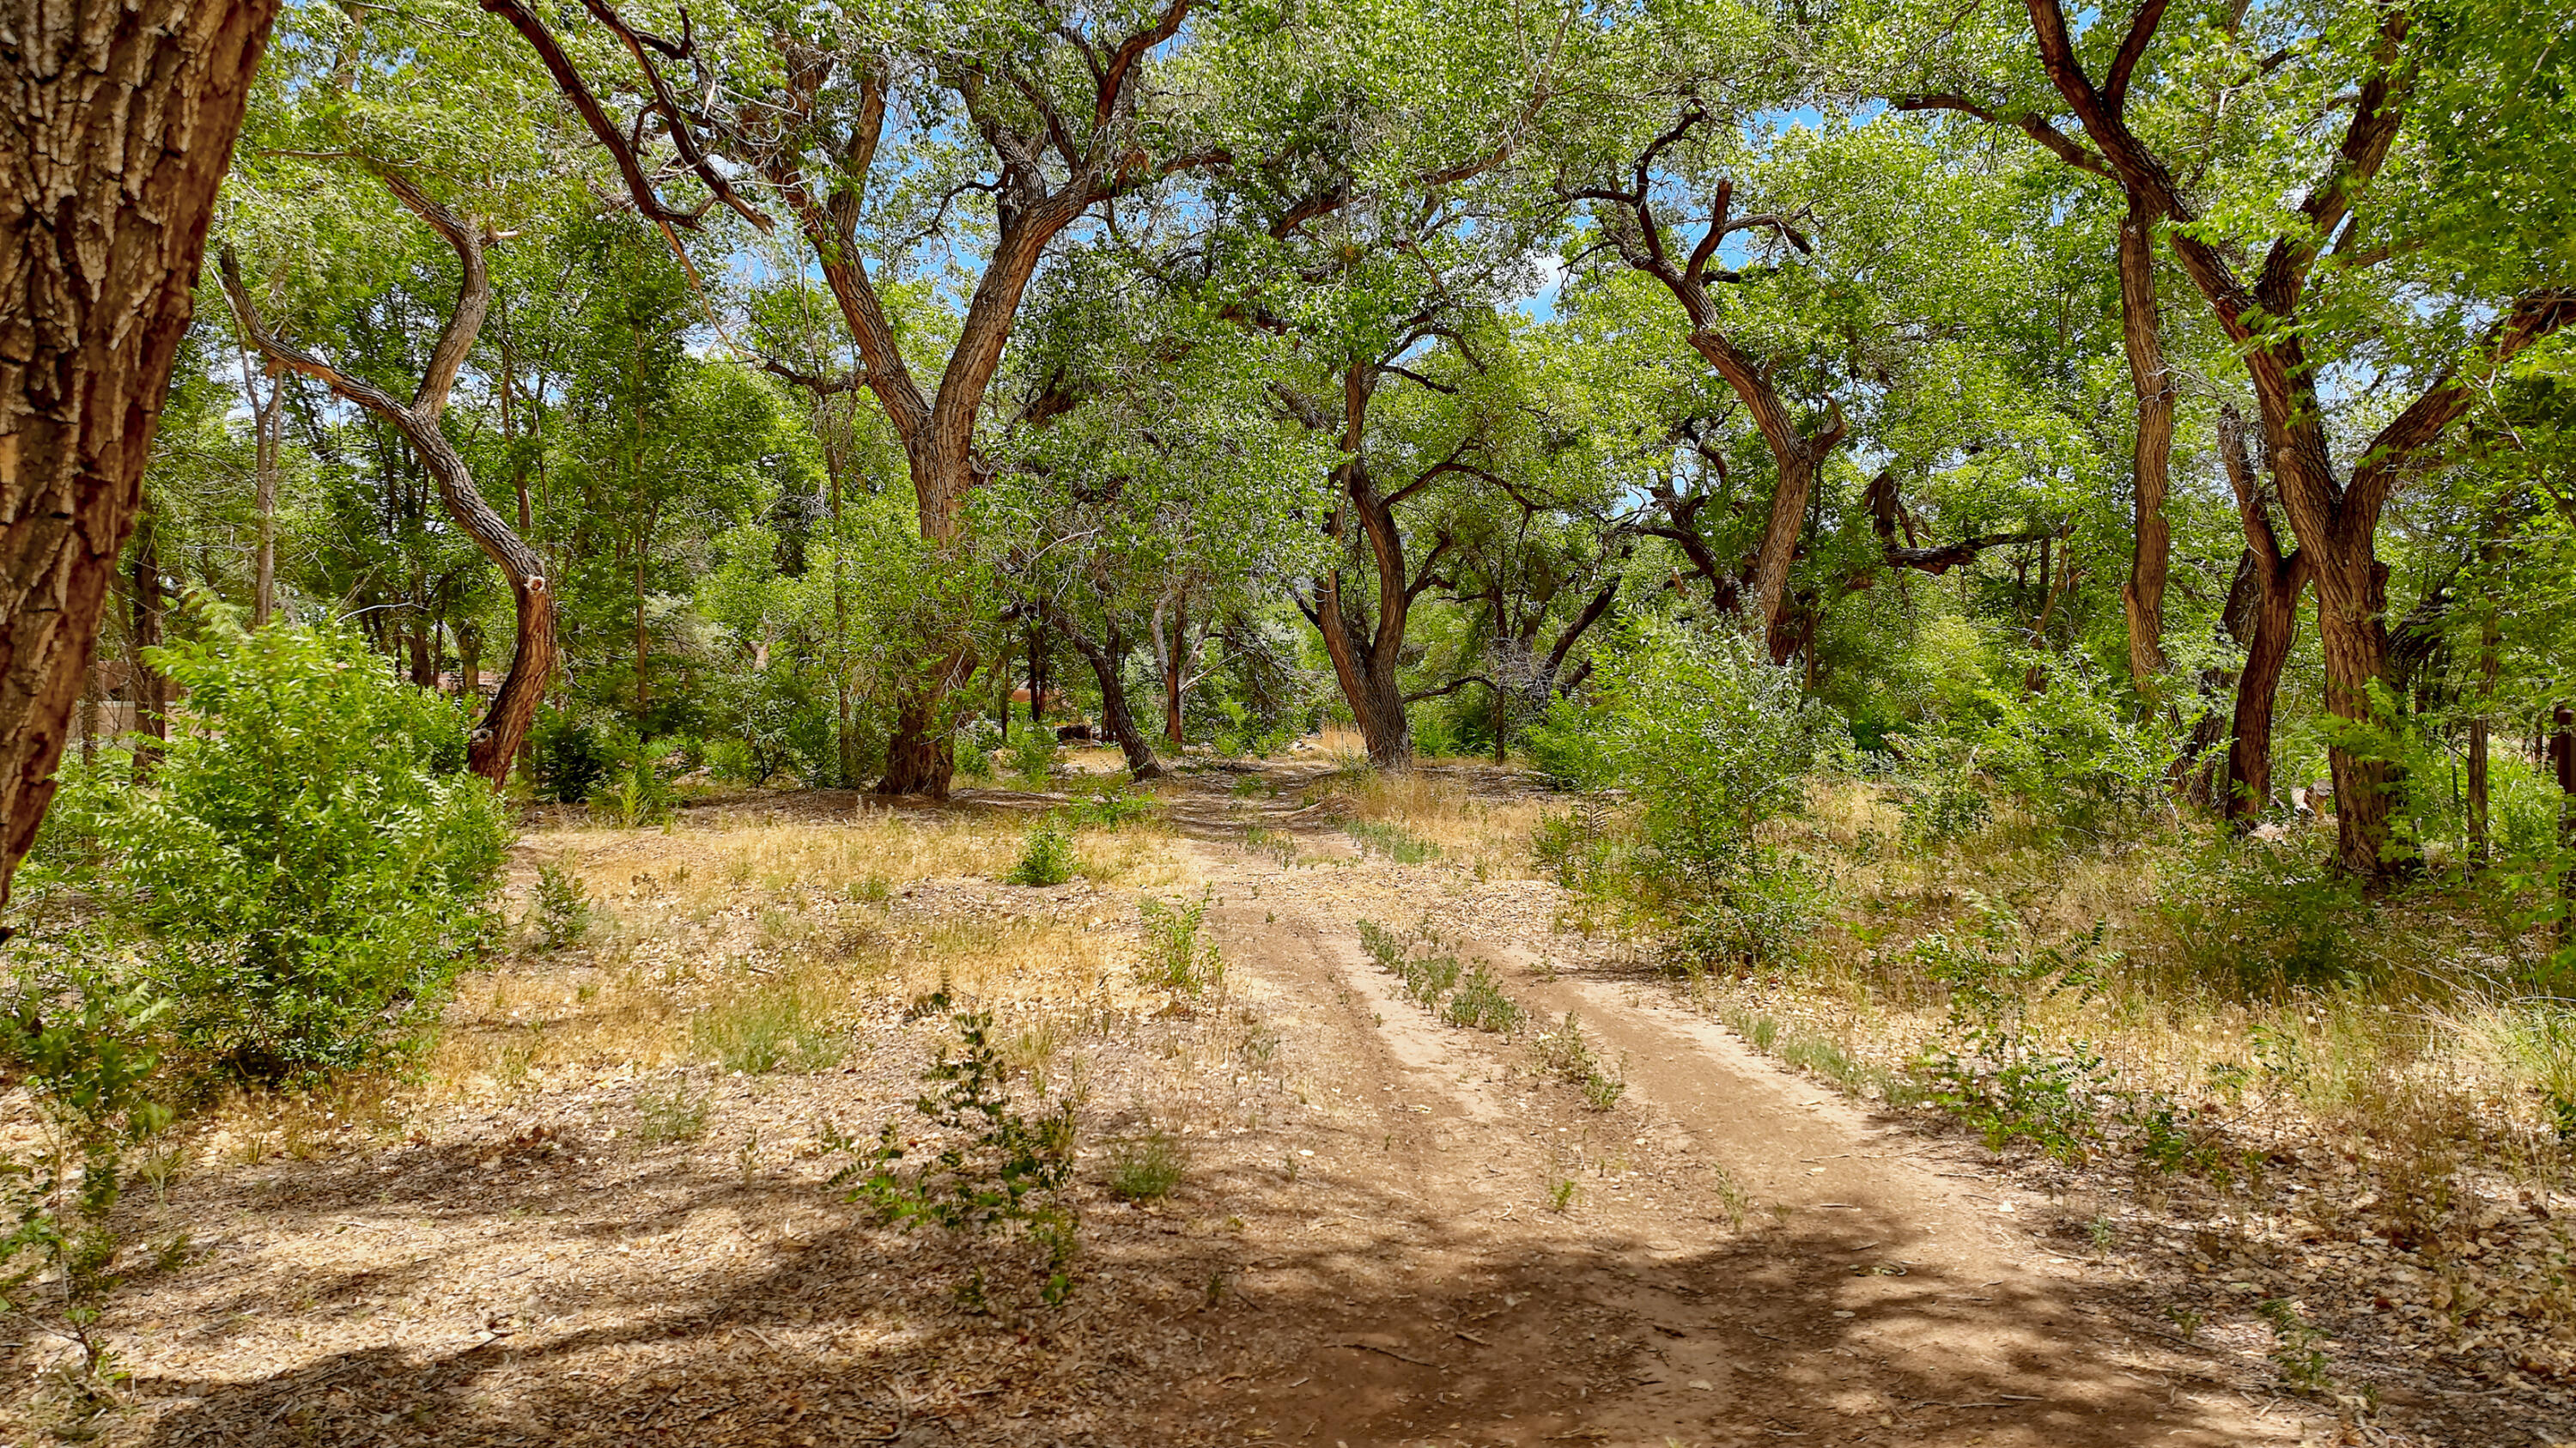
[2013,0,2575,879]
[1548,4,1851,662]
[217,9,568,785]
[1,0,279,911]
[1886,41,2186,697]
[483,0,1213,796]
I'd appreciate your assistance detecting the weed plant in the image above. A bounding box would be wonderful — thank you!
[693,987,841,1073]
[634,1083,712,1143]
[532,864,592,949]
[1346,819,1440,863]
[1106,1130,1188,1200]
[1138,890,1224,996]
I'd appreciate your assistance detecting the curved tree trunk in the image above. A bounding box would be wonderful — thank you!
[0,0,280,914]
[218,169,555,789]
[2117,196,2175,694]
[1038,605,1161,782]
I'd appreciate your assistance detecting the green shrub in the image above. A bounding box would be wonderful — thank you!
[1105,1130,1188,1200]
[27,618,509,1082]
[1006,815,1077,886]
[1523,697,1613,788]
[2155,836,2373,992]
[1911,895,2121,1161]
[0,967,175,1386]
[829,1001,1079,1300]
[1443,965,1524,1033]
[529,707,610,803]
[530,864,592,949]
[1005,725,1060,787]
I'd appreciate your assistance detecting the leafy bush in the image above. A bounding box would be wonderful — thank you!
[1523,697,1614,789]
[1442,965,1524,1033]
[737,667,836,786]
[829,1002,1079,1300]
[1005,724,1059,787]
[1905,648,2176,839]
[2154,835,2373,992]
[1586,620,1833,875]
[27,620,508,1082]
[0,968,175,1387]
[597,745,675,828]
[1006,815,1077,886]
[1911,894,2122,1160]
[529,707,610,803]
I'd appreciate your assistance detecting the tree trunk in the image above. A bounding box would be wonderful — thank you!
[1042,605,1161,782]
[129,505,169,781]
[2215,406,2307,826]
[1160,596,1188,748]
[2116,196,2174,694]
[78,651,101,770]
[2309,537,2397,873]
[2224,554,2306,824]
[0,0,280,910]
[218,167,556,789]
[877,671,960,799]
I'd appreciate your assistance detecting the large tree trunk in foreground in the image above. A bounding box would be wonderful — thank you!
[2116,196,2174,694]
[219,168,554,788]
[0,0,279,916]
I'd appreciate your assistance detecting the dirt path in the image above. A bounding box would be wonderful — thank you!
[1167,813,2316,1447]
[28,766,2359,1448]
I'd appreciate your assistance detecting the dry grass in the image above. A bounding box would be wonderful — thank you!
[1309,767,1553,881]
[1729,777,2574,1178]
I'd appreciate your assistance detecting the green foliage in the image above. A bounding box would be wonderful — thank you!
[2155,837,2374,992]
[1137,891,1224,996]
[1005,815,1078,887]
[1523,697,1614,789]
[530,864,592,950]
[1442,964,1524,1033]
[0,970,174,1387]
[828,1001,1079,1299]
[530,709,611,805]
[598,744,675,828]
[1004,726,1060,788]
[27,618,508,1082]
[1911,895,2122,1161]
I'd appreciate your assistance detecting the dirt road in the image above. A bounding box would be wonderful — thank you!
[1158,795,2314,1447]
[39,766,2351,1448]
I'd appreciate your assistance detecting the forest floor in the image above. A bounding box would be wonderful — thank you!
[10,755,2563,1447]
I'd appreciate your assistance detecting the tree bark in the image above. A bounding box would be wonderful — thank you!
[2116,195,2174,693]
[1039,604,1162,782]
[219,166,555,789]
[2216,406,2306,824]
[0,0,280,912]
